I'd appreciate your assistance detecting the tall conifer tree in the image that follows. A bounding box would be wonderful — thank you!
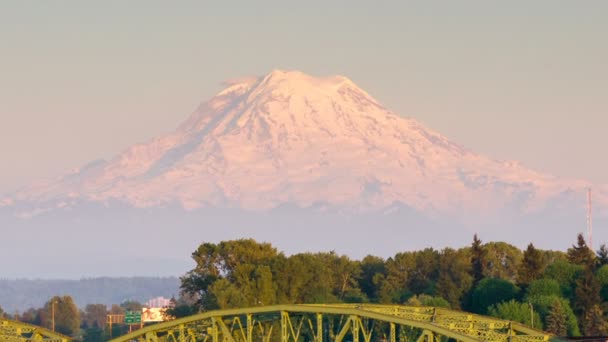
[518,243,544,285]
[471,234,487,286]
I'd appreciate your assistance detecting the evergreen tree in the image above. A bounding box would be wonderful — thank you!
[518,243,545,285]
[567,233,596,268]
[597,244,608,267]
[471,234,487,286]
[545,299,568,336]
[582,304,608,336]
[574,266,602,332]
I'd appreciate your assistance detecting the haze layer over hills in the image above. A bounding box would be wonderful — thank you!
[1,70,606,277]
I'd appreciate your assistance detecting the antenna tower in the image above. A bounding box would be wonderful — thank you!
[587,188,593,250]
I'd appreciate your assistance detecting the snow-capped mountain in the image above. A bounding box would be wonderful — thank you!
[2,70,606,277]
[4,70,605,217]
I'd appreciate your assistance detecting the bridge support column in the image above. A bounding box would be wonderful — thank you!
[178,324,185,342]
[211,318,219,342]
[247,314,253,342]
[145,331,159,342]
[335,316,353,342]
[317,313,323,342]
[416,330,435,342]
[352,316,360,342]
[281,311,289,342]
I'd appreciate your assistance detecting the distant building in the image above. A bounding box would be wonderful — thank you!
[145,296,172,308]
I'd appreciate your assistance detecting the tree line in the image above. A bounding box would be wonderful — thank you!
[171,234,608,337]
[0,297,145,341]
[3,233,608,340]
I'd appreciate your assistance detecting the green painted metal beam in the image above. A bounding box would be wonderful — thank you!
[108,304,563,342]
[0,318,72,342]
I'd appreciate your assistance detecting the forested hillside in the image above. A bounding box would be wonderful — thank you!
[0,277,179,312]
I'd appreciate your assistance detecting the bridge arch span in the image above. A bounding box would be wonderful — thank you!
[110,304,561,342]
[1,318,71,342]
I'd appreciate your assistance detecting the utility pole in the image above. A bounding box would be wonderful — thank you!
[587,188,593,250]
[529,302,534,328]
[51,300,56,332]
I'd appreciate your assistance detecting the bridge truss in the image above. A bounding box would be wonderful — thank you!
[0,318,71,342]
[109,304,563,342]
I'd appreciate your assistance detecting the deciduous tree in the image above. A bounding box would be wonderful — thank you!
[42,296,80,336]
[470,278,519,314]
[435,248,472,309]
[488,300,542,329]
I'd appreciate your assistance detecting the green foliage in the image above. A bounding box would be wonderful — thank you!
[470,278,519,314]
[83,304,107,329]
[525,279,562,299]
[358,255,386,302]
[488,300,542,329]
[545,299,568,336]
[574,266,601,332]
[595,264,608,301]
[471,234,487,286]
[528,295,580,336]
[596,264,608,286]
[406,294,450,308]
[43,296,81,336]
[543,260,583,299]
[182,239,281,310]
[435,248,472,309]
[567,233,596,267]
[518,243,545,285]
[376,252,415,303]
[597,244,608,267]
[165,296,198,319]
[174,237,600,337]
[484,242,523,282]
[582,304,608,336]
[408,248,440,294]
[83,326,107,342]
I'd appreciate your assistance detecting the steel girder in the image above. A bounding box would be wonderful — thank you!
[0,318,71,342]
[108,304,563,342]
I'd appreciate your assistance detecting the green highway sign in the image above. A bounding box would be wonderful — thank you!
[125,311,142,324]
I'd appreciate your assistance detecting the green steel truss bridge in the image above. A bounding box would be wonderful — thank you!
[0,318,71,342]
[109,304,563,342]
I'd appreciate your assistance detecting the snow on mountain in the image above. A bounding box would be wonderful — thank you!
[3,70,606,221]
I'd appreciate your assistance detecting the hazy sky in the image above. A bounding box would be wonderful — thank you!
[1,1,607,193]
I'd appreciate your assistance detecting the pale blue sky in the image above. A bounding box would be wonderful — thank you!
[1,1,607,192]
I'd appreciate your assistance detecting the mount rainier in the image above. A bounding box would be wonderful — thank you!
[2,70,606,277]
